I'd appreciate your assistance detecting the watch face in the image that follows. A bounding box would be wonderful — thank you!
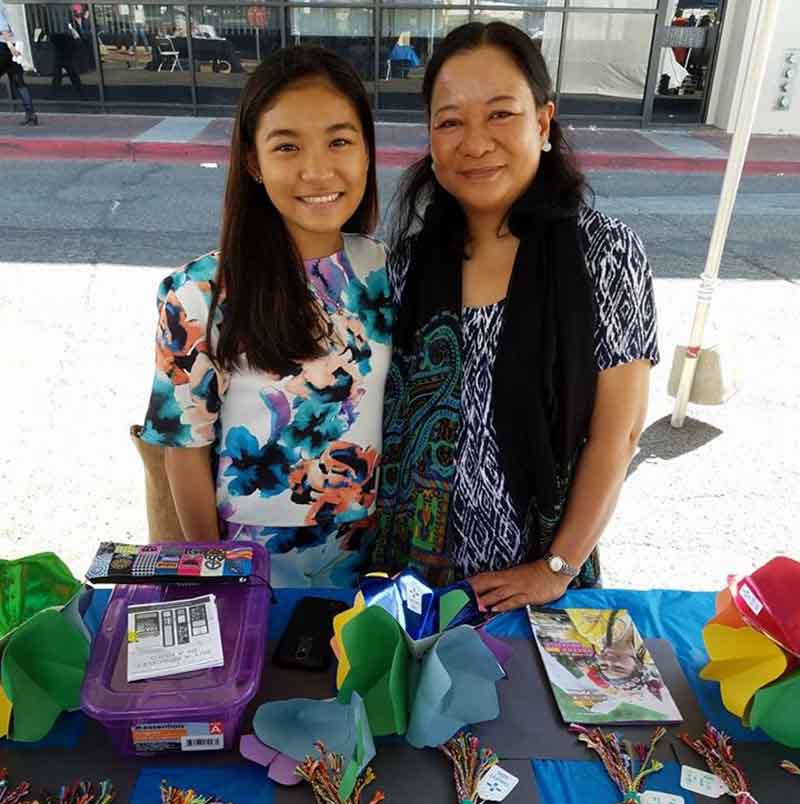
[550,556,565,572]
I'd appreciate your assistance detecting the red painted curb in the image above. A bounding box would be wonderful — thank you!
[1,137,799,175]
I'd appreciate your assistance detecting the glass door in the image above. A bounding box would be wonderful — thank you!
[651,0,726,123]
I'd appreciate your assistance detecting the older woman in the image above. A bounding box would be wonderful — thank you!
[374,22,657,610]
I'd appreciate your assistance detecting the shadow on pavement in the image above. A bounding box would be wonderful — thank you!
[627,414,723,478]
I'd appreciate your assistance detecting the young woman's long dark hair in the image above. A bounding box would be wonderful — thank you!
[389,22,589,268]
[210,45,379,376]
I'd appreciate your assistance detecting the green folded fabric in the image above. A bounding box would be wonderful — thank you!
[1,608,90,742]
[0,552,82,641]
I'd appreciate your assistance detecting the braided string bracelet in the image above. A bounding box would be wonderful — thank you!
[569,725,667,804]
[680,724,759,804]
[439,732,499,804]
[295,741,384,804]
[160,780,230,804]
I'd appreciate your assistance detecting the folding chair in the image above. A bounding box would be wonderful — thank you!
[156,36,183,72]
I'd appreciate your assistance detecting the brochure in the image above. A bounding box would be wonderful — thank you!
[127,594,224,682]
[527,607,683,725]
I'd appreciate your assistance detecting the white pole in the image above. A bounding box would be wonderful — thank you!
[670,0,782,428]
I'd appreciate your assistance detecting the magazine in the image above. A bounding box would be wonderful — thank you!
[527,607,683,725]
[127,594,224,682]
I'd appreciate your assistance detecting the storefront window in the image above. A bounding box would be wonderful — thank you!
[22,3,100,104]
[559,11,654,117]
[192,5,281,107]
[286,6,373,82]
[378,6,467,112]
[654,1,723,123]
[569,0,656,8]
[472,9,562,84]
[93,3,192,106]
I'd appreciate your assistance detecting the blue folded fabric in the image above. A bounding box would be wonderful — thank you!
[487,588,769,742]
[532,759,695,804]
[131,765,272,804]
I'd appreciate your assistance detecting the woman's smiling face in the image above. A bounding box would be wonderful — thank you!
[429,44,554,220]
[250,77,369,256]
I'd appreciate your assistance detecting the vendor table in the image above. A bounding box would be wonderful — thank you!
[1,587,798,804]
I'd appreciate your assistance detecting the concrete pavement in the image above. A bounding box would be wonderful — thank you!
[1,158,798,592]
[3,113,800,174]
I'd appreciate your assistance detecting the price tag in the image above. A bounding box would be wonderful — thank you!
[477,765,519,801]
[739,584,763,616]
[404,578,427,615]
[642,792,684,804]
[680,766,729,798]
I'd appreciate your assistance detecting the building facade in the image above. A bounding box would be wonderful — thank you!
[6,0,783,130]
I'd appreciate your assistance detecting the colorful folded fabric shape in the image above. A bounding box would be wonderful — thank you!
[248,692,375,799]
[358,569,483,649]
[729,556,800,657]
[749,669,800,748]
[1,608,90,742]
[405,625,504,749]
[336,606,409,737]
[0,552,82,642]
[700,622,789,719]
[332,608,505,749]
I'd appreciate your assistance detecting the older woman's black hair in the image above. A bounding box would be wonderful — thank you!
[389,22,589,266]
[210,45,379,376]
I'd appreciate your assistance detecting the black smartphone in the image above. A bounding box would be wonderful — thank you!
[273,596,349,671]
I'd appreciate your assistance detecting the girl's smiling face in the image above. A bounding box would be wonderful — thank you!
[250,78,370,258]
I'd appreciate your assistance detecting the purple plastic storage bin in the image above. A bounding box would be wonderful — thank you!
[80,541,269,756]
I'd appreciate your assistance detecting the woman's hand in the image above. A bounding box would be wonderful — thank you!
[469,560,571,612]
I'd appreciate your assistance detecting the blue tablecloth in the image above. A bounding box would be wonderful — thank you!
[1,583,771,803]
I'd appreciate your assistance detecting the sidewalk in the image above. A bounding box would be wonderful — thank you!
[2,113,800,174]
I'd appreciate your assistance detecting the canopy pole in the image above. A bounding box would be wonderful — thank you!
[671,0,782,429]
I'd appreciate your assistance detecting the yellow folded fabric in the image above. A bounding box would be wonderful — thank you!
[700,622,788,718]
[0,683,11,738]
[332,592,366,688]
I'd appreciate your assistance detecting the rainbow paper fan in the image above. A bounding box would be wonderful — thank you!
[700,556,800,747]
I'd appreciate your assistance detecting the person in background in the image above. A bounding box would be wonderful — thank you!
[374,22,657,609]
[140,46,392,589]
[0,5,38,126]
[389,31,420,78]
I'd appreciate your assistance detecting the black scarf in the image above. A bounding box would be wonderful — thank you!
[374,202,598,585]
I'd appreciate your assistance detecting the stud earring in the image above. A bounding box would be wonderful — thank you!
[542,141,552,153]
[254,174,263,184]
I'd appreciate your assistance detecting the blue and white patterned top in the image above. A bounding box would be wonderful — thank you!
[390,206,659,576]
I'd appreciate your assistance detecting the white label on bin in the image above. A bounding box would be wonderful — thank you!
[131,721,225,753]
[181,734,225,751]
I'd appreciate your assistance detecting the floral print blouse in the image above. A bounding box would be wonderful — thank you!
[141,234,393,532]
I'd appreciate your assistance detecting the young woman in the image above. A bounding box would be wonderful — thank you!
[374,23,658,609]
[140,46,393,588]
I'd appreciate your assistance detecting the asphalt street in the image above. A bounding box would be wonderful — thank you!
[1,160,798,591]
[0,160,799,281]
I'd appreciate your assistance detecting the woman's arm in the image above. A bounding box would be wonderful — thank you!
[165,445,220,541]
[471,358,650,610]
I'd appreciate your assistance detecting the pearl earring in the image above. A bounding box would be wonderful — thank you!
[542,141,552,153]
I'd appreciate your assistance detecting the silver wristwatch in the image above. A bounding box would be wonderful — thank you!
[544,552,579,578]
